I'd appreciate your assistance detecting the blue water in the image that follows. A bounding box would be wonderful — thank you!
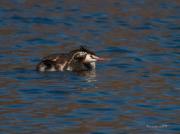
[0,0,179,133]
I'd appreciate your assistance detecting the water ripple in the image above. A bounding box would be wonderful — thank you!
[0,0,179,134]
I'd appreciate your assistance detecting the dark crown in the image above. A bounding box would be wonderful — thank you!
[70,46,96,56]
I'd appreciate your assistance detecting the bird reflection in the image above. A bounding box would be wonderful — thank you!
[75,70,97,83]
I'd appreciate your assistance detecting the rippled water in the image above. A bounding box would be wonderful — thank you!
[0,0,179,133]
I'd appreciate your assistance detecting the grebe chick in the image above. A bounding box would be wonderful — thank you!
[36,46,106,72]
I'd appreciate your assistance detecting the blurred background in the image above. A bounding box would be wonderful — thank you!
[0,0,179,133]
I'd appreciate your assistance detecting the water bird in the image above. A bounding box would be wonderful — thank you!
[36,46,107,72]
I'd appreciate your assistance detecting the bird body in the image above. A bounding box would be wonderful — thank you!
[36,46,105,72]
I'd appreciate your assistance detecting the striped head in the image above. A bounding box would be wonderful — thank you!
[70,46,105,63]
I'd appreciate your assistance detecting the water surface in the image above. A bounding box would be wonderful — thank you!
[0,0,179,134]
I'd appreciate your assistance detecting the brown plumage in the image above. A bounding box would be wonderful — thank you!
[36,46,105,72]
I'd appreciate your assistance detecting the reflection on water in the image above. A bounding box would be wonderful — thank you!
[77,70,97,83]
[0,0,179,133]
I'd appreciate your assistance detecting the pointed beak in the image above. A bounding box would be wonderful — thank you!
[95,56,110,61]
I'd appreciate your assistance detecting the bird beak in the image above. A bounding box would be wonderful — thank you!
[95,56,110,61]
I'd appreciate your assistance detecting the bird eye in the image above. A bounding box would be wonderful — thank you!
[91,55,96,59]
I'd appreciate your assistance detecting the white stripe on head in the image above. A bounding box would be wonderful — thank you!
[84,54,97,62]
